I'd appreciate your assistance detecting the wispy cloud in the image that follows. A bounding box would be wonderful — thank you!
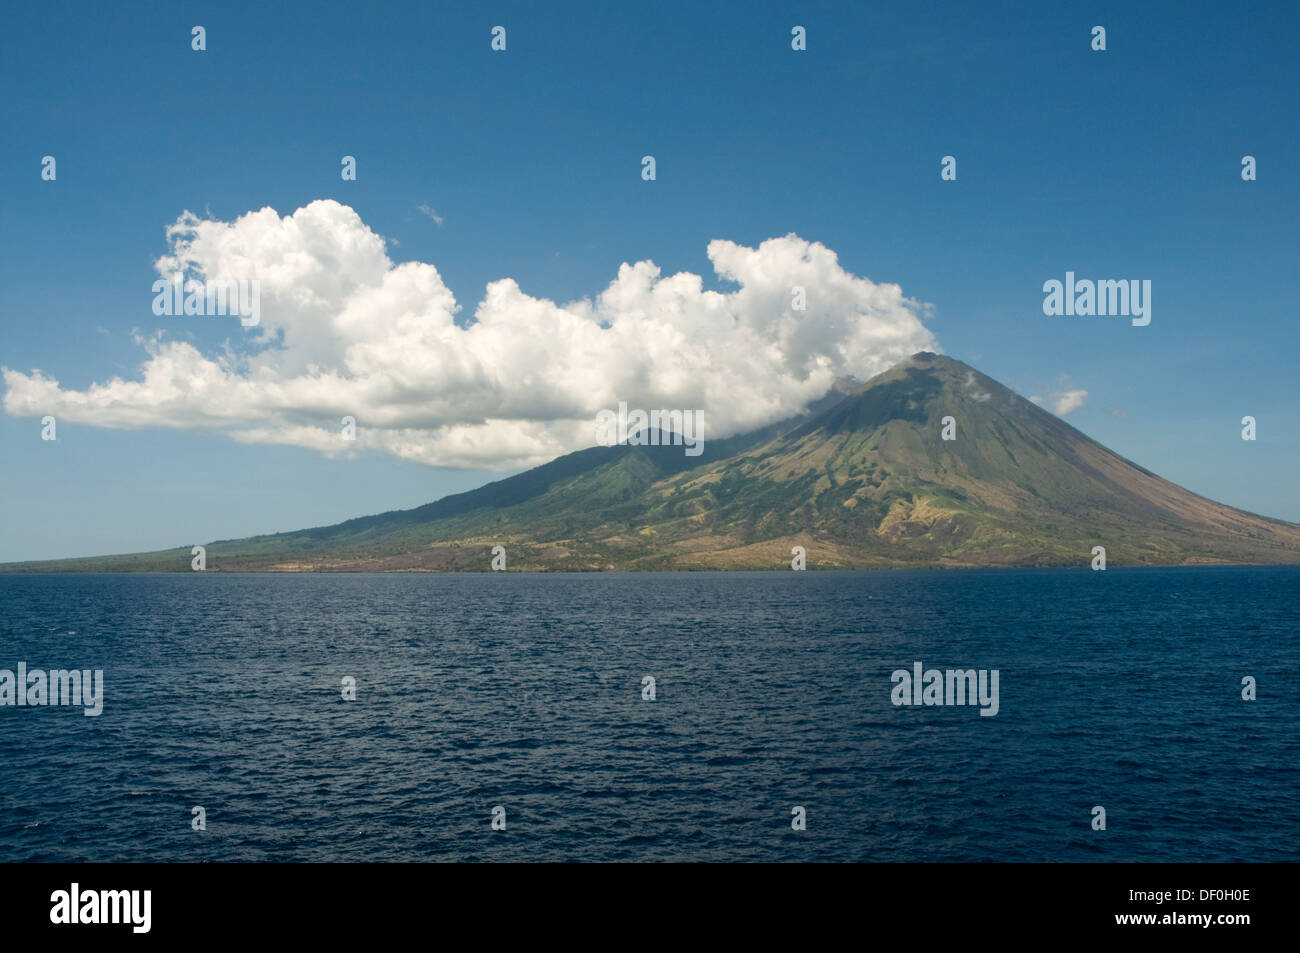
[417,204,444,227]
[1030,388,1088,416]
[963,370,991,402]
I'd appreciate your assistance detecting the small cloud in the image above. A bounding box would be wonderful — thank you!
[963,370,990,402]
[1107,406,1129,420]
[1030,389,1088,416]
[417,204,444,227]
[95,325,110,336]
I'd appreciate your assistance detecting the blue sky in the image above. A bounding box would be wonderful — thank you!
[1,0,1296,561]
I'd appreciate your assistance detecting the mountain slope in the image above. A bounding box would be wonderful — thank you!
[635,352,1300,568]
[7,353,1299,571]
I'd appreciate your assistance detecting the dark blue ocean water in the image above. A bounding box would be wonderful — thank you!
[1,567,1297,862]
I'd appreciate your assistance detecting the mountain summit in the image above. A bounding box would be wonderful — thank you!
[10,353,1300,571]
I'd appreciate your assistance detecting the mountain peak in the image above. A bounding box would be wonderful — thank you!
[6,357,1298,572]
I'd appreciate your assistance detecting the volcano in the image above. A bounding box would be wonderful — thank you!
[8,352,1299,571]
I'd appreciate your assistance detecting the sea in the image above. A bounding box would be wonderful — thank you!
[1,567,1296,862]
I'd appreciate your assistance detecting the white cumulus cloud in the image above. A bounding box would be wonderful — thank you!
[2,200,939,470]
[1030,389,1088,416]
